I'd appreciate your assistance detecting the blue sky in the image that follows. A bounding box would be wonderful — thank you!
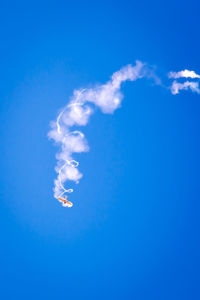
[0,1,200,299]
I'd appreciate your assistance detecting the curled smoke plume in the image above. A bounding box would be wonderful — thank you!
[48,61,200,207]
[48,60,147,204]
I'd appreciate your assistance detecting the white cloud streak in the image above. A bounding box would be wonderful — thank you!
[168,68,200,95]
[168,69,200,79]
[48,60,147,201]
[170,80,200,95]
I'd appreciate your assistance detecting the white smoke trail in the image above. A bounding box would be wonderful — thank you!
[170,80,200,95]
[168,68,200,95]
[168,69,200,79]
[48,60,147,204]
[49,61,200,207]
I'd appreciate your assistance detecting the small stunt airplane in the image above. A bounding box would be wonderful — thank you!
[57,195,73,208]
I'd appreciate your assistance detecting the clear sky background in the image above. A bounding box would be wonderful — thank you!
[0,1,200,299]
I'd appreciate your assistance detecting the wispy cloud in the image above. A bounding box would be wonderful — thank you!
[170,80,200,95]
[168,69,200,79]
[168,68,200,95]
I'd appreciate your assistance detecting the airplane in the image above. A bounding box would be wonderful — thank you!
[57,195,73,207]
